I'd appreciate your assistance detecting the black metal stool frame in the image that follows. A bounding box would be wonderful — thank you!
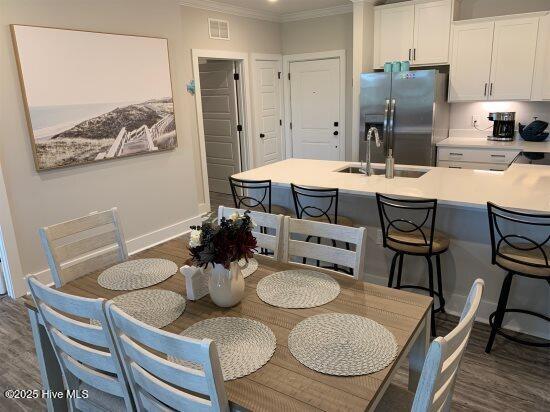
[290,184,353,276]
[485,202,550,353]
[229,177,274,255]
[376,193,447,336]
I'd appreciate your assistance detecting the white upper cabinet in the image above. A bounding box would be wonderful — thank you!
[489,17,539,100]
[448,21,495,102]
[413,0,453,65]
[449,14,544,102]
[374,4,415,66]
[374,0,453,68]
[532,13,550,100]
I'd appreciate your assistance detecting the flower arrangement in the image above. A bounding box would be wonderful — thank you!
[188,211,257,269]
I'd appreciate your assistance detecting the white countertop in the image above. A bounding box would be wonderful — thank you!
[437,137,550,152]
[233,159,550,213]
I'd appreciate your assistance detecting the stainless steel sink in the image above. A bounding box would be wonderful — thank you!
[337,166,427,178]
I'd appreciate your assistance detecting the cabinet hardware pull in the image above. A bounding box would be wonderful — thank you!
[449,152,463,156]
[489,83,493,95]
[408,49,411,60]
[413,48,416,60]
[484,83,488,96]
[491,154,505,158]
[449,166,462,169]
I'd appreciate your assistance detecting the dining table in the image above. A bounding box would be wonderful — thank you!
[24,234,432,412]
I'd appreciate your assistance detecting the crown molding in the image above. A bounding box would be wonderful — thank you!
[180,0,280,22]
[281,4,353,22]
[180,0,354,23]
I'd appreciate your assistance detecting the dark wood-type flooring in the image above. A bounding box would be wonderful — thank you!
[0,192,547,411]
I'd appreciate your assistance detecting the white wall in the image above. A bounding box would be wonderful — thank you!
[0,0,204,297]
[281,14,354,160]
[457,0,550,20]
[450,102,550,137]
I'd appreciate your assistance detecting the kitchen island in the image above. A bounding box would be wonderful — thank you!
[233,159,550,339]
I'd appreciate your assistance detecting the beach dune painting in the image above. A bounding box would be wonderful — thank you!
[11,25,178,171]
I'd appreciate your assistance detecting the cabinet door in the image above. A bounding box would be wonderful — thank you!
[532,14,550,100]
[489,17,539,101]
[374,4,414,68]
[413,0,452,65]
[448,21,494,102]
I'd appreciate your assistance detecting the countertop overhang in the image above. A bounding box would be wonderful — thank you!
[232,159,550,213]
[437,137,550,152]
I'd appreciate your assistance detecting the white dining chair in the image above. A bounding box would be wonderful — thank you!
[26,276,134,412]
[218,205,285,260]
[282,216,367,280]
[376,279,485,412]
[106,302,229,412]
[40,208,128,287]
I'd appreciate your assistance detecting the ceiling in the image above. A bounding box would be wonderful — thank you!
[201,0,352,15]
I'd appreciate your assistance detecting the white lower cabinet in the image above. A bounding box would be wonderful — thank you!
[437,147,520,170]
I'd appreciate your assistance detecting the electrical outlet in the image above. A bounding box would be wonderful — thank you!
[376,229,383,245]
[472,115,481,127]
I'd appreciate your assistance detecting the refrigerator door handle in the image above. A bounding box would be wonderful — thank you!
[388,99,396,151]
[382,99,390,141]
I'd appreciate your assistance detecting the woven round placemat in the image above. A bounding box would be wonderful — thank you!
[256,269,340,308]
[92,289,185,328]
[288,313,398,376]
[97,259,178,290]
[169,317,276,381]
[238,258,258,278]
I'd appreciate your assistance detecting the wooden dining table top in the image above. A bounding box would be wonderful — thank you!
[24,235,432,412]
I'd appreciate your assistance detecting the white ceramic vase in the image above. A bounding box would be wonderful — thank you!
[207,261,245,307]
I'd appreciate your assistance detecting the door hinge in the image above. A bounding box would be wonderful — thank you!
[237,124,243,132]
[290,122,293,130]
[234,73,240,81]
[279,119,282,126]
[288,73,291,80]
[278,72,281,79]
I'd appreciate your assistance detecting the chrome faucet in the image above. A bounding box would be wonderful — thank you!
[364,126,381,176]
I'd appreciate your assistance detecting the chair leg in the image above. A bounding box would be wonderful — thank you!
[316,236,321,267]
[435,255,446,314]
[396,253,404,289]
[303,235,312,265]
[345,242,353,276]
[486,272,514,354]
[426,256,436,337]
[388,253,399,288]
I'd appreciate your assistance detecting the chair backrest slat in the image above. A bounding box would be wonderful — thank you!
[26,276,133,411]
[40,208,128,287]
[412,279,484,412]
[107,303,229,412]
[283,217,367,280]
[218,206,284,260]
[229,177,272,212]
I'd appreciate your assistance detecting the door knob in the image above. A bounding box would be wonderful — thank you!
[333,131,339,136]
[260,133,265,138]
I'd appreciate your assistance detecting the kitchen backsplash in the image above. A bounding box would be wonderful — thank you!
[449,101,550,138]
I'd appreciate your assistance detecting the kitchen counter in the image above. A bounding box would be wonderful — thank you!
[233,158,550,213]
[437,137,550,152]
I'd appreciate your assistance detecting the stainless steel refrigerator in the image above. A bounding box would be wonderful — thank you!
[359,70,449,166]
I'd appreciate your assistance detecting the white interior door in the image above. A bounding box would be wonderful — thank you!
[489,16,539,101]
[289,58,341,160]
[253,59,282,165]
[449,21,494,102]
[199,60,241,195]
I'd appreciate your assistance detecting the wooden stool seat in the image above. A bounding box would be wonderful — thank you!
[387,229,450,255]
[495,245,550,277]
[304,214,355,227]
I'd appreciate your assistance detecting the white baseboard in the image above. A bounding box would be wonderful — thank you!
[364,272,550,340]
[198,203,210,214]
[27,213,203,296]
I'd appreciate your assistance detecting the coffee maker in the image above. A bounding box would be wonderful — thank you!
[487,112,515,141]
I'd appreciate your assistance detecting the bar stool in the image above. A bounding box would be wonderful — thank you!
[376,193,449,336]
[485,202,550,353]
[228,177,291,215]
[291,184,357,275]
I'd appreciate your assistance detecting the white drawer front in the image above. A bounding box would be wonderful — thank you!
[438,147,519,163]
[437,160,508,171]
